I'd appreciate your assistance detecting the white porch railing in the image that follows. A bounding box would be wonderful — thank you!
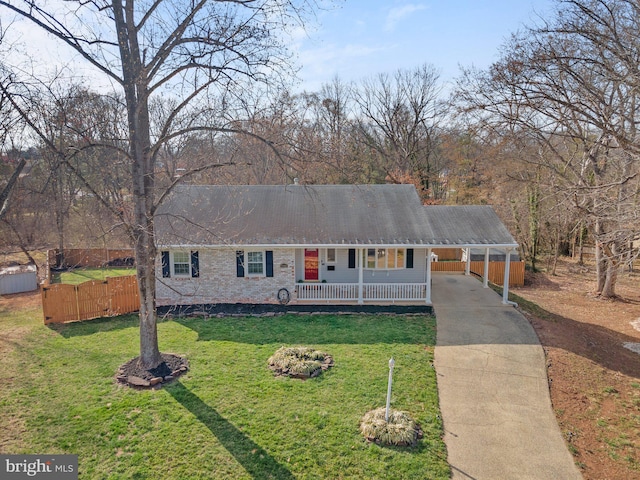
[363,283,427,302]
[295,283,427,303]
[295,283,359,301]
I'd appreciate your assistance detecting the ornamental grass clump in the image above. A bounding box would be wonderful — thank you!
[360,407,422,446]
[268,346,333,379]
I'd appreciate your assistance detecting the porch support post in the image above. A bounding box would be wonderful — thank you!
[426,248,432,304]
[465,247,471,276]
[358,248,364,304]
[502,247,512,304]
[483,247,490,288]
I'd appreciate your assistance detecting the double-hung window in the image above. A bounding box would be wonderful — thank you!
[246,251,265,275]
[173,251,191,276]
[236,250,273,277]
[161,250,199,278]
[365,248,406,270]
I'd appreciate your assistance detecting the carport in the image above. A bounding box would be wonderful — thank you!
[423,205,520,305]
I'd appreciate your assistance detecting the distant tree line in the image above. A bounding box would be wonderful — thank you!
[0,0,638,361]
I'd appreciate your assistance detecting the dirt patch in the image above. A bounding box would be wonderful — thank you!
[513,259,640,479]
[0,290,41,312]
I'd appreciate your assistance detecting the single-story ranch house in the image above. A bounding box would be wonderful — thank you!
[154,184,519,308]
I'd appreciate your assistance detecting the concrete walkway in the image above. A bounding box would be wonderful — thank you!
[432,274,582,480]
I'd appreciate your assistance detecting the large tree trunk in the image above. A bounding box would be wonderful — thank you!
[130,103,161,369]
[112,0,163,370]
[594,218,607,295]
[595,242,606,295]
[55,172,65,267]
[131,131,161,369]
[601,259,618,298]
[600,242,620,299]
[135,221,161,369]
[550,226,560,276]
[113,0,161,369]
[527,181,540,273]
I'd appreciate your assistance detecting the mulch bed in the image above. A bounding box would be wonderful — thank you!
[116,353,188,388]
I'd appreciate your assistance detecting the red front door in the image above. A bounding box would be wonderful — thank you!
[304,249,319,281]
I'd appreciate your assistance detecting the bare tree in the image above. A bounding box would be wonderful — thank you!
[0,0,324,369]
[353,64,445,197]
[455,0,640,298]
[305,77,357,182]
[0,66,27,220]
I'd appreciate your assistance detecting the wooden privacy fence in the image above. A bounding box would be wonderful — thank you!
[42,275,140,324]
[431,261,525,287]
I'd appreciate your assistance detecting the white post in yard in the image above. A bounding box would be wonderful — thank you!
[385,357,395,422]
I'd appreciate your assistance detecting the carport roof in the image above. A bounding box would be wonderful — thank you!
[422,205,518,247]
[154,184,518,248]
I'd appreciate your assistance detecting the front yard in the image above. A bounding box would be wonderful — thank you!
[0,296,448,479]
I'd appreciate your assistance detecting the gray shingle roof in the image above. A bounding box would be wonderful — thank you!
[154,184,517,248]
[422,205,518,247]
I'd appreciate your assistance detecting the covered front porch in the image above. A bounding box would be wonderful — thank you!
[290,245,519,306]
[291,246,431,304]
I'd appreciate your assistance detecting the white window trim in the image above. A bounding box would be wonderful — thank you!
[172,251,191,277]
[246,250,266,277]
[325,248,336,264]
[363,248,406,270]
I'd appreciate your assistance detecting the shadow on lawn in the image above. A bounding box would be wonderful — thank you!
[167,382,295,480]
[174,314,436,345]
[49,314,436,345]
[48,314,140,338]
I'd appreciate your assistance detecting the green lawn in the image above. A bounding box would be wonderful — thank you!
[0,304,449,479]
[52,267,136,284]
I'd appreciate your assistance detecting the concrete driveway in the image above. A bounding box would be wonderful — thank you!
[432,274,582,480]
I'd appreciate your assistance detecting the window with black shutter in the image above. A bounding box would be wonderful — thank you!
[236,251,245,277]
[161,251,171,278]
[406,248,414,268]
[265,251,274,277]
[348,249,356,269]
[190,251,199,278]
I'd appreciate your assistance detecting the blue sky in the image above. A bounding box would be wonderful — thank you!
[294,0,556,91]
[2,0,555,95]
